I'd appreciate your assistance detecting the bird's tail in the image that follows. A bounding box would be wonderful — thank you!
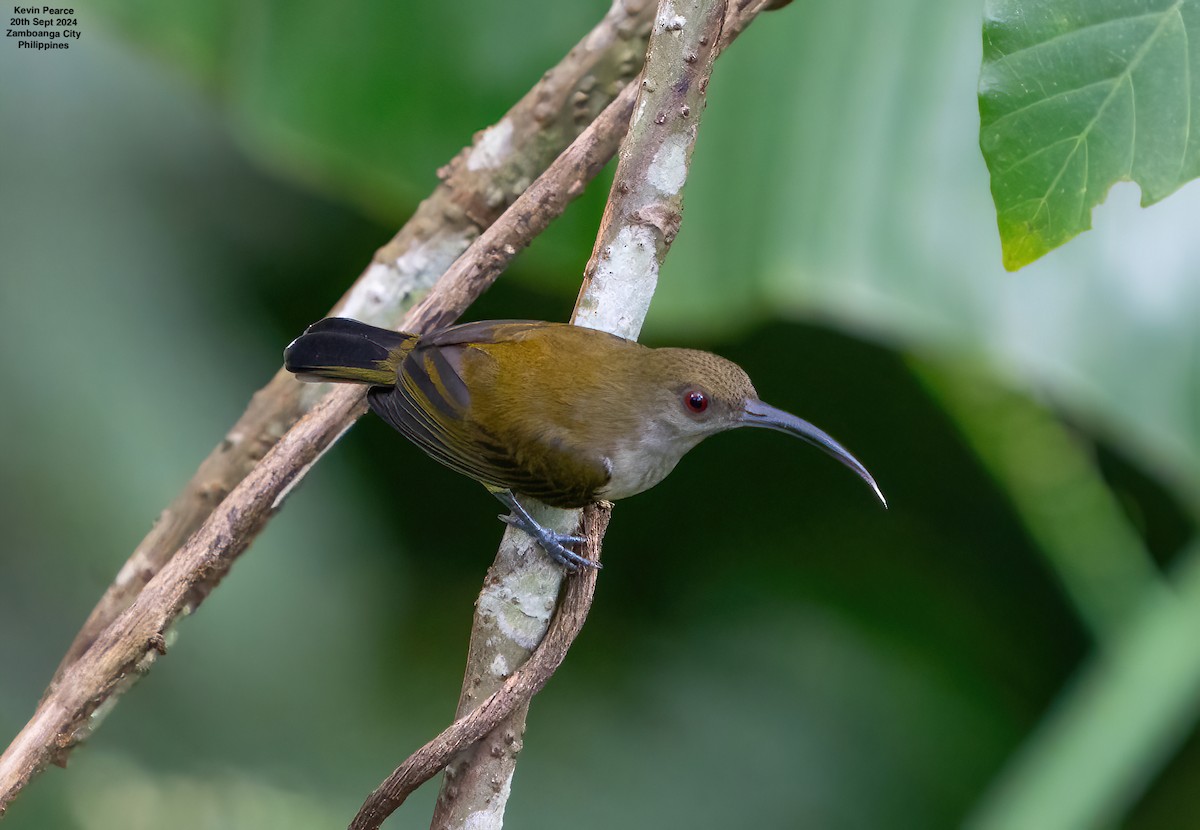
[284,317,417,386]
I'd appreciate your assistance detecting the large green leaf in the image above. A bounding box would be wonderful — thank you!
[979,0,1200,270]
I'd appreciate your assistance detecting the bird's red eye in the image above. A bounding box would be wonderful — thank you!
[684,390,709,413]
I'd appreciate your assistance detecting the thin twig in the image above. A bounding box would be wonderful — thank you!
[348,505,611,830]
[43,0,657,695]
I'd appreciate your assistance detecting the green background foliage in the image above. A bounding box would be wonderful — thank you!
[0,1,1197,828]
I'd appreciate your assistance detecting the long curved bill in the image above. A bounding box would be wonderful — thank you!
[740,399,887,507]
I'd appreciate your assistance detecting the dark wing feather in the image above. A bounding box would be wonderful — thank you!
[422,320,547,347]
[367,329,610,508]
[494,431,612,508]
[425,319,632,351]
[367,386,499,484]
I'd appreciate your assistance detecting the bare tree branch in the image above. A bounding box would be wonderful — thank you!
[351,2,775,828]
[347,504,611,830]
[43,0,657,695]
[0,76,641,818]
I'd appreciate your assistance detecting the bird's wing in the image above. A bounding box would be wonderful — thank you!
[367,334,610,508]
[484,423,613,508]
[423,320,560,348]
[425,319,632,350]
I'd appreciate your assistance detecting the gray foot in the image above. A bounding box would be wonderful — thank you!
[491,490,599,572]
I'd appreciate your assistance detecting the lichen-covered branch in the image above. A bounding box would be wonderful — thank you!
[347,504,611,830]
[417,2,760,829]
[0,79,644,818]
[44,0,657,694]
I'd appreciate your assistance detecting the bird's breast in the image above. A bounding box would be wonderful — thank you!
[595,428,700,501]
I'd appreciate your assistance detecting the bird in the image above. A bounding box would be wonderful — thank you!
[284,317,885,570]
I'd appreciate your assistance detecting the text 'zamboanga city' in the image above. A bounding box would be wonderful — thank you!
[8,6,79,50]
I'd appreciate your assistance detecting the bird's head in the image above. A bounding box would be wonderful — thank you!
[647,348,886,506]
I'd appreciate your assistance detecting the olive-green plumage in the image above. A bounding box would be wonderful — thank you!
[284,317,884,568]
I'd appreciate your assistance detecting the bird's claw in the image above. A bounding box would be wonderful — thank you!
[541,536,600,572]
[497,514,586,545]
[496,513,597,571]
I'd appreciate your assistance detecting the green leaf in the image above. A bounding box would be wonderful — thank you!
[979,0,1200,270]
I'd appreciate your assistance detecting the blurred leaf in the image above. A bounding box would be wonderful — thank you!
[518,606,1017,830]
[91,0,602,221]
[68,753,344,830]
[913,359,1165,639]
[89,0,239,82]
[966,539,1200,830]
[978,0,1200,270]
